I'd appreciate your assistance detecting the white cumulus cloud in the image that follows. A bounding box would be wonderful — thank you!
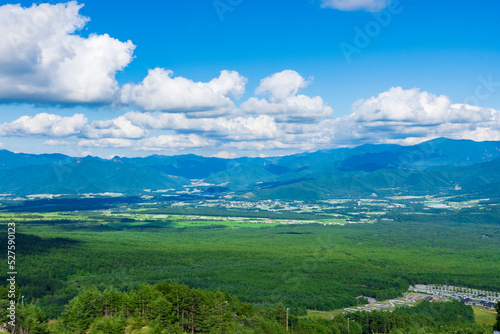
[352,87,452,124]
[255,70,310,103]
[83,116,148,139]
[135,134,214,151]
[322,87,500,146]
[120,69,247,114]
[124,111,282,141]
[0,113,87,137]
[241,70,333,122]
[78,138,134,148]
[0,2,135,103]
[78,134,214,152]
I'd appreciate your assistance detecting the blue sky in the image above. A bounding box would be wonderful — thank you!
[0,0,499,158]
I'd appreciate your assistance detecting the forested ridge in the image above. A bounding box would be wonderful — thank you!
[2,138,500,198]
[0,282,494,333]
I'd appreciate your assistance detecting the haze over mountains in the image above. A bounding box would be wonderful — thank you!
[1,138,500,199]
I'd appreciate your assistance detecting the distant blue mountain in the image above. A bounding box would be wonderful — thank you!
[0,149,75,169]
[0,138,499,198]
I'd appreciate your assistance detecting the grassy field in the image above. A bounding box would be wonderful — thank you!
[473,306,497,326]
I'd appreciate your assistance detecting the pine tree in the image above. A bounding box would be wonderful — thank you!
[61,288,103,332]
[15,305,50,334]
[494,301,500,331]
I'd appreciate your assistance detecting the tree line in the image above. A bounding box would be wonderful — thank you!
[0,282,495,333]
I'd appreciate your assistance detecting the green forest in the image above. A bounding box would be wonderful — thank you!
[0,205,499,332]
[0,281,494,333]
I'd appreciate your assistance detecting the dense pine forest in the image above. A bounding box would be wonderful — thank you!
[2,216,499,317]
[0,191,499,333]
[0,281,494,333]
[0,203,498,333]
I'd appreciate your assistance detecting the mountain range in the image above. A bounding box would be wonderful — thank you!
[1,138,500,199]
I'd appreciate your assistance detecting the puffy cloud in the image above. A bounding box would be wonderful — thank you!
[320,0,390,12]
[352,87,500,130]
[119,69,247,113]
[124,112,282,141]
[78,134,213,151]
[215,115,281,140]
[78,138,134,148]
[208,70,247,99]
[78,134,214,151]
[3,84,500,156]
[135,134,214,151]
[322,87,500,146]
[241,70,333,122]
[352,87,452,124]
[0,113,87,137]
[123,111,320,152]
[124,111,193,131]
[255,70,310,103]
[241,95,333,122]
[83,116,148,139]
[0,2,135,103]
